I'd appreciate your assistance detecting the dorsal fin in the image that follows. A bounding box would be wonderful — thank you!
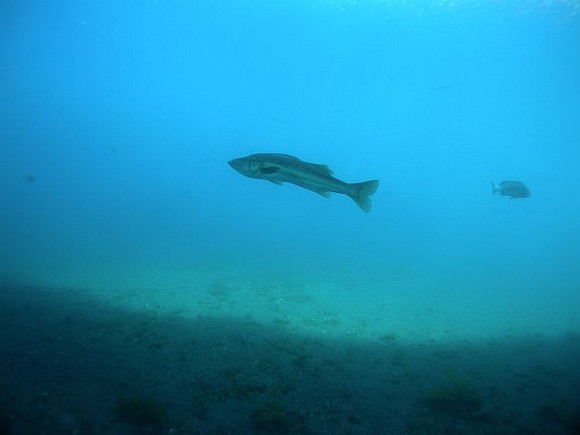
[313,164,333,175]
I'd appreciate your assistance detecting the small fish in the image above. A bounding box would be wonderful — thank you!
[229,153,379,212]
[492,180,530,198]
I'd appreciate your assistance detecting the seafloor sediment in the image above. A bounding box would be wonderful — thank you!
[1,280,578,434]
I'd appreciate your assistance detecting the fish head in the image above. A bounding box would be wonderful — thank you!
[228,156,263,179]
[229,155,280,180]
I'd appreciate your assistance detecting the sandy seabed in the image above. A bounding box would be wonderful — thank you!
[1,267,579,434]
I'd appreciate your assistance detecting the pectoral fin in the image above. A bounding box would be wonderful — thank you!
[259,166,280,174]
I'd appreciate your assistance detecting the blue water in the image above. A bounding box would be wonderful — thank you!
[1,1,580,433]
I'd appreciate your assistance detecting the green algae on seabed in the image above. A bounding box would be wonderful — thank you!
[423,369,483,419]
[116,395,168,427]
[251,401,306,433]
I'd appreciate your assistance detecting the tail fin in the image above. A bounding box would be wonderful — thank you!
[350,180,379,213]
[491,181,497,195]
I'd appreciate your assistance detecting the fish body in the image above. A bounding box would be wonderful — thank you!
[228,153,379,212]
[492,180,530,198]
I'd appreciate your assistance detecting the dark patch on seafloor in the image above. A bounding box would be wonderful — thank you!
[0,283,579,434]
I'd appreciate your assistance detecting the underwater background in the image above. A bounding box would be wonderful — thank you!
[1,0,580,433]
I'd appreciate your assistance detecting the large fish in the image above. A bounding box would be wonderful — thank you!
[492,180,530,198]
[229,153,379,212]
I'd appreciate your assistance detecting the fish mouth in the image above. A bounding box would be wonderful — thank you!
[228,159,243,172]
[228,158,244,170]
